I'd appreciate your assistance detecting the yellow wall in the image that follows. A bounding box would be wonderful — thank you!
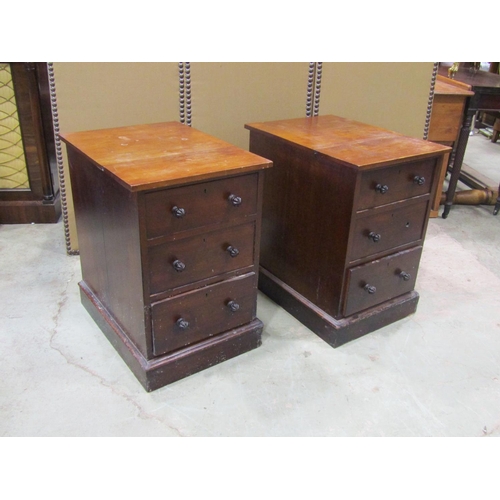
[54,62,434,252]
[319,62,433,138]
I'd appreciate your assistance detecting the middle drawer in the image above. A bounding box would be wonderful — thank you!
[148,221,256,295]
[349,198,428,262]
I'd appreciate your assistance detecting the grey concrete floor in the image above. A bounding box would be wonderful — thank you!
[1,138,500,438]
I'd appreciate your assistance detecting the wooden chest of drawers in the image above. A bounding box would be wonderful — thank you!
[245,115,450,347]
[61,122,271,391]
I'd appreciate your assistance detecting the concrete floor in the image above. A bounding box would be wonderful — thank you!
[1,135,499,437]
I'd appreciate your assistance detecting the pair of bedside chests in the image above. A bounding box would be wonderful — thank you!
[61,116,450,391]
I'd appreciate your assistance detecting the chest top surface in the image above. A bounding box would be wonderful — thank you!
[60,121,272,192]
[245,115,450,170]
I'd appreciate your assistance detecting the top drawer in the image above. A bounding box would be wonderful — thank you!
[145,173,259,239]
[356,158,436,210]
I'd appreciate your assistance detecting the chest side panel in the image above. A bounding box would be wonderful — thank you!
[99,172,148,355]
[67,148,107,300]
[249,132,357,317]
[67,148,148,356]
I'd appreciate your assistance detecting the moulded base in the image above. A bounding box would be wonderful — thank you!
[79,281,263,392]
[0,192,61,224]
[258,267,419,348]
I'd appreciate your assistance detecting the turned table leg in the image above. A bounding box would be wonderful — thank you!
[491,118,500,143]
[443,110,474,218]
[494,182,500,215]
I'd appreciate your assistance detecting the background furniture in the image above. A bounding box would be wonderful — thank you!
[0,63,60,223]
[427,75,474,217]
[491,113,500,143]
[246,115,450,347]
[438,63,500,217]
[61,122,271,391]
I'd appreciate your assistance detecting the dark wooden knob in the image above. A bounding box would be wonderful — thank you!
[176,318,189,329]
[226,245,239,257]
[172,259,186,272]
[171,206,185,218]
[400,271,411,281]
[375,183,389,194]
[369,231,381,242]
[364,284,377,294]
[227,300,240,312]
[228,194,242,206]
[413,175,425,185]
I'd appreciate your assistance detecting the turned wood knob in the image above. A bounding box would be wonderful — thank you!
[375,183,389,194]
[369,231,381,242]
[400,271,411,281]
[364,284,377,294]
[228,194,242,206]
[227,300,240,312]
[226,245,240,257]
[176,318,189,329]
[413,175,425,185]
[172,259,186,272]
[171,206,185,218]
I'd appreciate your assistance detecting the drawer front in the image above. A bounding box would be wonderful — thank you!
[349,199,428,262]
[151,274,257,356]
[148,222,255,295]
[428,96,465,142]
[343,246,422,317]
[357,158,436,210]
[145,173,259,239]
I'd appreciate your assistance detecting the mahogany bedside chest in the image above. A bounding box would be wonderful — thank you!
[245,115,450,348]
[61,122,272,391]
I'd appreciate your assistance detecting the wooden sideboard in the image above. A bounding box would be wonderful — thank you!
[428,76,474,217]
[61,122,271,391]
[245,115,450,348]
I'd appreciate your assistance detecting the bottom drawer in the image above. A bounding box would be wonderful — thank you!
[343,246,422,317]
[151,273,257,356]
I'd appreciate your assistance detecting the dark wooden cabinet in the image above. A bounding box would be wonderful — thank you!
[61,122,271,391]
[245,115,450,347]
[0,62,60,223]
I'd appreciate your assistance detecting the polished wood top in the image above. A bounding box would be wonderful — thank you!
[245,115,450,170]
[435,75,474,96]
[61,122,272,191]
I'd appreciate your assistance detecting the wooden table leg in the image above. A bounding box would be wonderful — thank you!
[442,111,474,218]
[494,182,500,215]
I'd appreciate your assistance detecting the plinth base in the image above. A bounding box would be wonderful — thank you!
[259,267,419,348]
[0,192,61,224]
[80,281,263,392]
